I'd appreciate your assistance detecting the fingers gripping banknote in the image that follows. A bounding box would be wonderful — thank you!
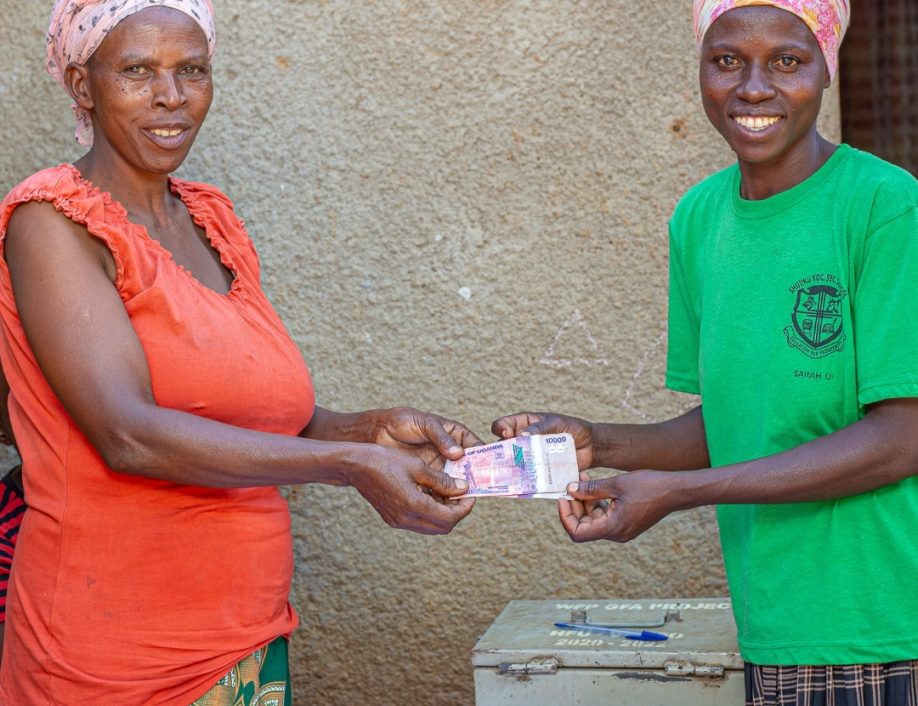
[444,434,579,499]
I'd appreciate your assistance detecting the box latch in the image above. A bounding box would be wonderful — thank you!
[497,657,560,676]
[664,659,725,679]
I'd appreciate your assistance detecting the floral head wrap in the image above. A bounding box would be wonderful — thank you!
[46,0,216,146]
[692,0,850,80]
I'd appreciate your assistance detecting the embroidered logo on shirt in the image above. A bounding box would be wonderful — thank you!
[784,275,848,358]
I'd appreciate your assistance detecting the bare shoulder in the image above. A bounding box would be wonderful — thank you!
[7,199,91,242]
[6,201,116,281]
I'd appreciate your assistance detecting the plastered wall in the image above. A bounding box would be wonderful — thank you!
[0,2,840,704]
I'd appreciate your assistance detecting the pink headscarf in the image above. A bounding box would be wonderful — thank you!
[46,0,217,146]
[692,0,850,80]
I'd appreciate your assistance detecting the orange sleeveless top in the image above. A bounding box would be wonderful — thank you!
[0,165,314,705]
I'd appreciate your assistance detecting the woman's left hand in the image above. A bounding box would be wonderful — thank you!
[559,470,683,543]
[367,407,483,468]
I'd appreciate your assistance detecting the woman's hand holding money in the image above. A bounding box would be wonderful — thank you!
[369,407,483,469]
[347,444,477,534]
[302,406,480,533]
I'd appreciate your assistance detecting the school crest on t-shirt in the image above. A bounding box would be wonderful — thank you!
[784,274,848,358]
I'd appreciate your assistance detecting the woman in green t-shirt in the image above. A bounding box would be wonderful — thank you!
[495,1,918,704]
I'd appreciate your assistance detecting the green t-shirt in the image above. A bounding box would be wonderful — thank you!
[666,145,918,665]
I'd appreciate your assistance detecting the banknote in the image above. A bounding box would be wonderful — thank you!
[444,433,579,499]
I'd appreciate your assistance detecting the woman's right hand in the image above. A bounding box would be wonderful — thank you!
[348,445,474,535]
[491,412,596,471]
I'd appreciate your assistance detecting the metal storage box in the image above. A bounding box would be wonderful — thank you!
[471,598,744,705]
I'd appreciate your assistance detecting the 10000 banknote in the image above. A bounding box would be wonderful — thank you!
[444,433,579,499]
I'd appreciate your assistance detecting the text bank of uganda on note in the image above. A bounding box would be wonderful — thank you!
[444,433,579,499]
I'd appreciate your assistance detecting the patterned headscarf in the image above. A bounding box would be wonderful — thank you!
[692,0,850,80]
[46,0,216,146]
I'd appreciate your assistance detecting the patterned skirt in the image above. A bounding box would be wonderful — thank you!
[746,661,918,706]
[0,465,25,623]
[191,636,291,706]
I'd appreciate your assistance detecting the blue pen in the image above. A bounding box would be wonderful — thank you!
[554,622,668,641]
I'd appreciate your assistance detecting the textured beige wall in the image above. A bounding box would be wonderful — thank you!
[0,2,840,705]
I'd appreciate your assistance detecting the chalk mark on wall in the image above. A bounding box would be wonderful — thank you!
[621,329,699,421]
[540,308,609,368]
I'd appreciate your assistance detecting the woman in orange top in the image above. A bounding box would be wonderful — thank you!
[0,2,476,704]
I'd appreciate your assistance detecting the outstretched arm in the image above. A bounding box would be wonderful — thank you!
[4,201,473,534]
[303,406,482,468]
[492,405,710,472]
[561,397,918,543]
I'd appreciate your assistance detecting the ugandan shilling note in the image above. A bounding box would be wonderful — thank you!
[444,433,579,499]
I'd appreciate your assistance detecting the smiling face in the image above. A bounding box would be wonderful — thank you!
[700,6,830,184]
[72,6,213,176]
